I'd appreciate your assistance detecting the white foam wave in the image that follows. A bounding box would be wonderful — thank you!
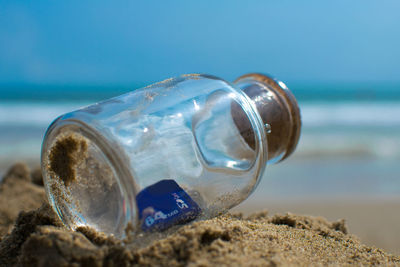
[1,101,400,128]
[301,102,400,127]
[294,131,400,159]
[0,101,399,161]
[0,102,90,127]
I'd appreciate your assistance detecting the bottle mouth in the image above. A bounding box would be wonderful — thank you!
[41,118,137,238]
[234,73,302,163]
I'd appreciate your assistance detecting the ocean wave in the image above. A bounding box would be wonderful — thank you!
[1,101,400,129]
[293,132,400,159]
[0,102,90,127]
[0,101,399,161]
[301,102,400,127]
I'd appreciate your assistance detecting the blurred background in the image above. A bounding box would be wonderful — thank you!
[1,0,399,253]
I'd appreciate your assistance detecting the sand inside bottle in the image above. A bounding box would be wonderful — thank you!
[45,132,128,237]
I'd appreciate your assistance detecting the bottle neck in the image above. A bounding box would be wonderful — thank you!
[233,73,301,164]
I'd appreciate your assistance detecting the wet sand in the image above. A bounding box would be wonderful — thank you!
[0,163,399,266]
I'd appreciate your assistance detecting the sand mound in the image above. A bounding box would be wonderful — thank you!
[0,163,399,266]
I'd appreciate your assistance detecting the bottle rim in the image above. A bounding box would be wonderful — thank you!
[41,117,138,238]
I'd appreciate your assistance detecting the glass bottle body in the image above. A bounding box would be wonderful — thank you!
[42,74,269,237]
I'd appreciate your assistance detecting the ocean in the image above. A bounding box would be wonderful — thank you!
[1,84,399,199]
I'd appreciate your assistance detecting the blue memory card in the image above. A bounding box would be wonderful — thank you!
[136,179,201,231]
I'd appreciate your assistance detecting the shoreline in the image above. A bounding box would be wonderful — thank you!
[1,163,399,265]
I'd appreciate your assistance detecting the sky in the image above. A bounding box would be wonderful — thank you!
[1,0,400,86]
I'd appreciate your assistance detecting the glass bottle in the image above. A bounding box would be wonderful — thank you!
[41,73,301,238]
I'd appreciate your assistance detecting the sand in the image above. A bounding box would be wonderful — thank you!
[0,163,399,266]
[48,134,88,186]
[235,197,400,255]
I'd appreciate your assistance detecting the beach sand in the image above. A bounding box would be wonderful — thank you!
[235,197,400,255]
[0,163,399,266]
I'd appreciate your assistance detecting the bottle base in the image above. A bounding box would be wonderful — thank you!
[41,118,136,238]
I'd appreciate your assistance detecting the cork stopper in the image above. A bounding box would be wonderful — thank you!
[232,73,301,163]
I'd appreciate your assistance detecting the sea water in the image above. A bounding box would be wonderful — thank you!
[1,89,400,198]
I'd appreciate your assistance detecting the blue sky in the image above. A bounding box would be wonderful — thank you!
[1,0,400,85]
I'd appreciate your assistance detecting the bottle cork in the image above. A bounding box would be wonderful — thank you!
[232,73,301,163]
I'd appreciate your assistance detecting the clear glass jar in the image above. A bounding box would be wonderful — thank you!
[41,73,301,238]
